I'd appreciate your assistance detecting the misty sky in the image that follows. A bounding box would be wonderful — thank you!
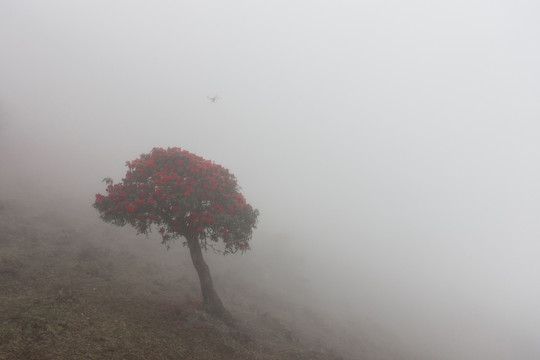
[1,1,540,359]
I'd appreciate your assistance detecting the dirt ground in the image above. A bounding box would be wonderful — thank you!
[0,198,401,360]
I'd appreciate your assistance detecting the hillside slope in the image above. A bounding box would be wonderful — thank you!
[0,198,402,360]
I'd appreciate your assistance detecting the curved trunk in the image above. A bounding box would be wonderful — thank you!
[185,234,235,327]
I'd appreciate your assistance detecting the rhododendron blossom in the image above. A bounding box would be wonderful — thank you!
[93,147,259,254]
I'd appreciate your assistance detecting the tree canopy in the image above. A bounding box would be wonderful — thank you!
[93,147,259,253]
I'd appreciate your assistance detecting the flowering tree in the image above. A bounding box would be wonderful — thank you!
[93,147,259,326]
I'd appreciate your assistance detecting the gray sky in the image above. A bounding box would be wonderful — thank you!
[2,1,540,359]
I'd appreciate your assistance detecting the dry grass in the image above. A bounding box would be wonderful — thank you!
[0,199,353,360]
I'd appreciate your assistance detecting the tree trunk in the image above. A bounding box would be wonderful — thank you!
[185,234,235,327]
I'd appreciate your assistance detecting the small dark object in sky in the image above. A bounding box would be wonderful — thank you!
[207,95,219,103]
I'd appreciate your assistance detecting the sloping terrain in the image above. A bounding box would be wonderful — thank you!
[0,198,400,360]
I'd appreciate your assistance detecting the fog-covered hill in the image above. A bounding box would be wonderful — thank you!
[0,195,407,360]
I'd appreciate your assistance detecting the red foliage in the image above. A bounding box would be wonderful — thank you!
[93,147,259,254]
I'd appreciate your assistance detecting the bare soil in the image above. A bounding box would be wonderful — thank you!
[0,198,405,360]
[0,199,396,360]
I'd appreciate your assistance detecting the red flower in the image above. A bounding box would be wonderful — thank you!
[95,146,258,251]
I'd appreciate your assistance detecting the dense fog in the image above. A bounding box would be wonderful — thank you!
[2,1,540,359]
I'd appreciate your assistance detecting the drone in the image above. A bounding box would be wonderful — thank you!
[207,95,219,103]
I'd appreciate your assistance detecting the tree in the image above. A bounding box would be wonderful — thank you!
[93,147,259,326]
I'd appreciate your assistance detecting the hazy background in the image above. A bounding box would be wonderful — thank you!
[1,1,540,359]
